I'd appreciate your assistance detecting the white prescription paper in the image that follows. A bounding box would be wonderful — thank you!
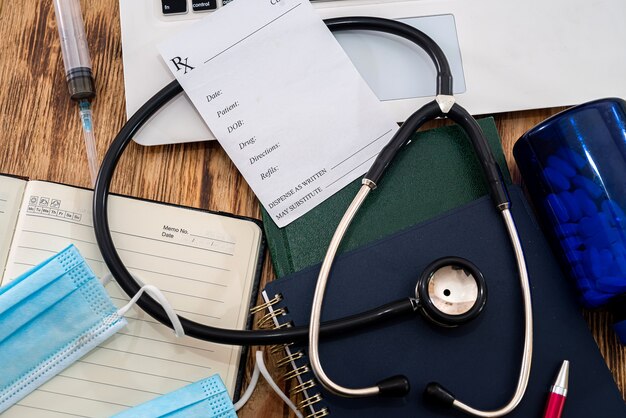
[158,0,398,227]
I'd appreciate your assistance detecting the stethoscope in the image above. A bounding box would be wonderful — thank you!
[93,16,533,417]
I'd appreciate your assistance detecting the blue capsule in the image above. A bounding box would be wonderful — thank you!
[562,237,583,254]
[600,248,613,265]
[578,216,601,238]
[557,147,588,170]
[595,276,626,294]
[579,217,617,248]
[582,247,603,279]
[547,155,576,178]
[573,189,598,217]
[543,167,570,191]
[611,241,626,257]
[572,175,604,199]
[581,289,613,308]
[559,191,582,221]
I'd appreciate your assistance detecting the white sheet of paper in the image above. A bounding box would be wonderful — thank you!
[158,0,398,227]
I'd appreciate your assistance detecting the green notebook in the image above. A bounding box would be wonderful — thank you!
[262,117,511,278]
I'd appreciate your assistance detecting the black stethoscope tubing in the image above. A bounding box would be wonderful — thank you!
[93,17,505,346]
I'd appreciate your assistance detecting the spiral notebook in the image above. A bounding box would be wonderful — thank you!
[258,186,626,417]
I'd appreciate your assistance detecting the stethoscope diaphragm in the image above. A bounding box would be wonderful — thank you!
[415,257,487,327]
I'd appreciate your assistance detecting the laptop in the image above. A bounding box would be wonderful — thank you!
[120,0,626,145]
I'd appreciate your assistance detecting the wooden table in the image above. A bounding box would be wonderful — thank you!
[0,1,624,416]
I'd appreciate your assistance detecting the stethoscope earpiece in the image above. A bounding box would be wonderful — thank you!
[424,382,456,406]
[376,375,411,397]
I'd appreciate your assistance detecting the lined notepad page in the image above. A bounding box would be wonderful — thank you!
[1,181,262,418]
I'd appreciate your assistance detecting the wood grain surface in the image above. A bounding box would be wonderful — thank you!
[0,1,624,417]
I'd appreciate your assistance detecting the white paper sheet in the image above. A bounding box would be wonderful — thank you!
[158,0,398,227]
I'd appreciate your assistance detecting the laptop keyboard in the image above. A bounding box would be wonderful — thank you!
[161,0,328,16]
[162,0,218,14]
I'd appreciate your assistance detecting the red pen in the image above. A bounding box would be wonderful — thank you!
[543,360,569,418]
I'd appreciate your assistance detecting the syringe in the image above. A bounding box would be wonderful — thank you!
[53,0,98,186]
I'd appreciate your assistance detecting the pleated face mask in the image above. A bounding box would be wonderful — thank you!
[111,374,237,418]
[0,245,127,413]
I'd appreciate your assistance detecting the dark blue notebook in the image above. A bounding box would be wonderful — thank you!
[261,186,625,417]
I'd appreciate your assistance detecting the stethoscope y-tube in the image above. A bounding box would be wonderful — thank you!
[306,20,532,417]
[93,16,533,417]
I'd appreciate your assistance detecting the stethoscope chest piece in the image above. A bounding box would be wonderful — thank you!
[416,257,487,327]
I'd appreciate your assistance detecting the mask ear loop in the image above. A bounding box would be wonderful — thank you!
[234,351,303,418]
[101,273,185,338]
[100,273,114,288]
[103,276,301,414]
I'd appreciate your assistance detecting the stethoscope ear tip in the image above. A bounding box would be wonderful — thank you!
[376,375,411,397]
[424,382,456,406]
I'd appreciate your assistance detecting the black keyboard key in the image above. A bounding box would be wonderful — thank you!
[162,0,187,15]
[192,0,217,11]
[222,0,234,5]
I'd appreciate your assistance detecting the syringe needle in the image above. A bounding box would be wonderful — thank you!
[78,100,98,187]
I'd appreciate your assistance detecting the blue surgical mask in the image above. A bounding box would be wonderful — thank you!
[111,374,237,418]
[0,245,127,413]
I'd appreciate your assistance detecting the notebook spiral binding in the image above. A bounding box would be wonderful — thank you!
[253,293,330,418]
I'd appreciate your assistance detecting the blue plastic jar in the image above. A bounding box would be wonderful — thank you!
[514,98,626,341]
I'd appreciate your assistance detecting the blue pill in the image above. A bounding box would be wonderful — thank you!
[562,236,583,252]
[585,235,609,250]
[595,249,611,276]
[546,194,569,223]
[559,191,582,221]
[595,276,626,294]
[611,241,626,257]
[600,248,613,264]
[583,247,603,279]
[578,216,601,238]
[609,262,621,276]
[543,167,570,191]
[573,189,598,217]
[598,211,612,226]
[556,223,578,238]
[572,175,604,199]
[547,155,576,178]
[557,147,588,170]
[582,289,613,308]
[583,228,618,250]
